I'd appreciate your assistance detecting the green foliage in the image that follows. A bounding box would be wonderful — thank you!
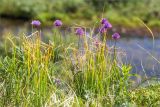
[0,0,160,27]
[130,85,160,106]
[0,28,160,106]
[0,0,47,18]
[85,0,128,11]
[0,0,160,105]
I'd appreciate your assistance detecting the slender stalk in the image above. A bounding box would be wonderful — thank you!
[113,40,117,61]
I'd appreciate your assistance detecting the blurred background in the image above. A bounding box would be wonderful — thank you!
[0,0,160,34]
[0,0,160,80]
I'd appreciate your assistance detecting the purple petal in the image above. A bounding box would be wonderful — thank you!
[103,21,112,29]
[76,28,84,36]
[112,33,120,40]
[101,18,107,24]
[54,20,62,27]
[31,20,41,27]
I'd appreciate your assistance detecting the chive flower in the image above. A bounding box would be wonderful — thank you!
[99,18,112,34]
[103,22,112,29]
[101,18,112,28]
[54,20,62,27]
[31,20,41,27]
[112,33,120,40]
[101,18,107,24]
[76,28,84,36]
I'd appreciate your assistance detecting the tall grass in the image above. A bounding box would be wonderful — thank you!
[0,28,159,106]
[1,32,53,106]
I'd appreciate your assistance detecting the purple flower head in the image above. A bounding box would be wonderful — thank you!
[103,21,112,29]
[99,18,112,33]
[101,18,107,24]
[54,20,62,27]
[31,20,41,27]
[112,33,120,40]
[75,28,84,36]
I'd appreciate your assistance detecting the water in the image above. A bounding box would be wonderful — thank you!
[0,19,160,80]
[108,37,160,78]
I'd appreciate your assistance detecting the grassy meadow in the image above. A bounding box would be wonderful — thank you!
[0,0,160,106]
[0,19,160,106]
